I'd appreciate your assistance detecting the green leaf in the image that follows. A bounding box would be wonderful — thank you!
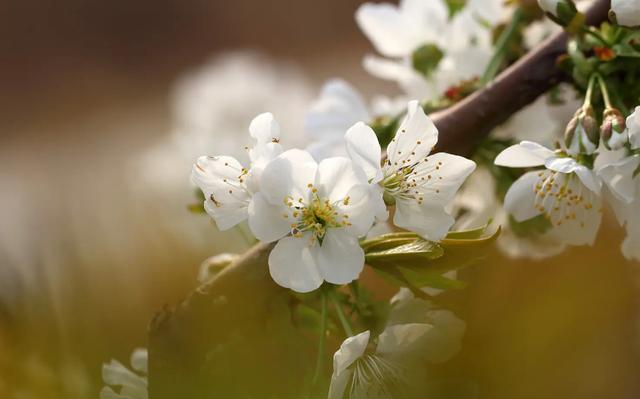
[446,0,466,17]
[365,228,501,290]
[365,239,445,263]
[397,267,468,290]
[445,223,491,240]
[412,44,444,78]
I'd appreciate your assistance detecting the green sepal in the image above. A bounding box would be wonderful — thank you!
[508,214,553,237]
[412,44,444,79]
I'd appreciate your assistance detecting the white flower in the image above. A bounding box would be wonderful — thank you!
[191,113,283,231]
[611,0,640,27]
[329,293,465,399]
[356,0,502,99]
[305,79,372,161]
[100,348,148,399]
[454,168,568,259]
[495,141,603,246]
[328,325,429,399]
[305,79,406,161]
[247,149,375,292]
[345,101,476,241]
[597,111,640,260]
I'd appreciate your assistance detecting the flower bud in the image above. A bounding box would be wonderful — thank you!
[565,106,598,155]
[198,253,238,283]
[601,107,628,150]
[610,0,640,28]
[538,0,581,28]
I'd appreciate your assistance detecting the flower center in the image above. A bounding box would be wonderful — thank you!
[283,184,352,244]
[533,170,597,228]
[381,158,444,206]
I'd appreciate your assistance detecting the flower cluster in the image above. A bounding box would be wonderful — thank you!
[495,105,640,260]
[193,102,476,292]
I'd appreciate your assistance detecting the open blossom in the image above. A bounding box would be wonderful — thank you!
[247,149,375,292]
[100,348,148,399]
[611,0,640,27]
[345,101,476,241]
[356,0,502,99]
[495,141,603,246]
[329,292,464,399]
[597,106,640,260]
[191,113,282,231]
[305,79,371,160]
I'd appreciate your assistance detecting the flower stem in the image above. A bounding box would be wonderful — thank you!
[480,8,524,86]
[583,73,598,109]
[308,290,328,398]
[580,26,609,46]
[328,289,354,337]
[595,74,613,109]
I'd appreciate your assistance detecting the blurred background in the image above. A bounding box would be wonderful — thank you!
[1,0,640,398]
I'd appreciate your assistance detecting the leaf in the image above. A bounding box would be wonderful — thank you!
[445,222,491,240]
[365,227,501,290]
[365,239,445,264]
[397,267,468,290]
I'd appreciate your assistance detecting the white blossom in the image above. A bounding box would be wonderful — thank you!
[329,291,465,399]
[100,348,148,399]
[597,107,640,260]
[454,168,568,259]
[356,0,503,99]
[345,101,476,241]
[305,79,406,161]
[191,113,283,231]
[495,141,603,247]
[611,0,640,27]
[247,149,376,293]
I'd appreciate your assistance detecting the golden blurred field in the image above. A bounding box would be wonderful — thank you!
[1,1,640,398]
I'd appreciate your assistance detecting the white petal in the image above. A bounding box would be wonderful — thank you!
[627,106,640,150]
[598,155,640,203]
[247,193,291,242]
[612,0,640,27]
[494,141,555,168]
[387,101,439,167]
[249,112,281,145]
[305,138,347,161]
[377,323,433,355]
[268,234,323,293]
[130,349,148,374]
[316,157,369,202]
[503,171,543,222]
[345,122,383,183]
[102,360,147,390]
[363,55,434,100]
[545,157,601,193]
[333,330,371,376]
[248,142,283,171]
[356,3,419,57]
[259,149,318,205]
[305,79,370,142]
[392,153,475,240]
[315,230,365,285]
[394,199,455,241]
[327,368,353,399]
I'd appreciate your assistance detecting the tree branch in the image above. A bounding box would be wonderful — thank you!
[433,0,611,156]
[147,1,611,396]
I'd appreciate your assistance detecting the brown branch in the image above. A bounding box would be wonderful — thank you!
[147,2,611,397]
[433,0,611,156]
